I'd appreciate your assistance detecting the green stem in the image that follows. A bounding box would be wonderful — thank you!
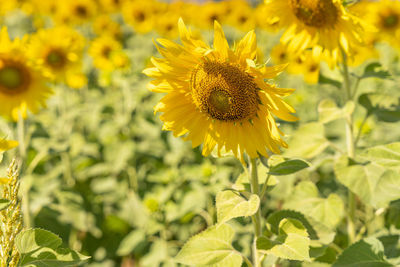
[17,114,32,228]
[249,158,262,267]
[341,50,356,244]
[259,174,271,200]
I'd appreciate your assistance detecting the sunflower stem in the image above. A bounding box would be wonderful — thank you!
[17,113,32,228]
[249,157,262,267]
[341,49,356,245]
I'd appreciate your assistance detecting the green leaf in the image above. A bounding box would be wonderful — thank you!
[216,190,260,225]
[318,99,355,124]
[257,218,310,261]
[360,142,400,168]
[268,159,309,176]
[0,198,10,211]
[334,156,400,208]
[175,224,242,267]
[266,210,335,245]
[16,228,90,267]
[284,122,330,159]
[358,94,400,123]
[361,62,391,80]
[318,73,342,89]
[116,230,145,256]
[283,181,344,229]
[333,237,392,266]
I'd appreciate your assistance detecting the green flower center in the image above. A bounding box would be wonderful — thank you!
[383,14,399,29]
[0,66,23,90]
[46,50,66,68]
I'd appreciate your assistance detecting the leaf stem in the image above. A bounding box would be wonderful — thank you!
[249,157,262,267]
[341,49,356,244]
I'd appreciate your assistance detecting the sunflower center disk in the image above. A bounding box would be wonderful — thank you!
[46,50,66,68]
[383,14,399,29]
[289,0,338,28]
[0,66,24,90]
[191,61,259,121]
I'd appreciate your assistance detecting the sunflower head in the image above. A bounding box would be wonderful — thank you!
[0,27,53,121]
[289,0,338,28]
[144,19,297,160]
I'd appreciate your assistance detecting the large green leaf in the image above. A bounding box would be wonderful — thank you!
[16,228,90,267]
[216,190,259,225]
[266,210,335,245]
[360,142,400,168]
[318,99,354,124]
[175,224,242,267]
[283,181,344,229]
[334,156,400,208]
[284,122,330,159]
[333,237,392,266]
[257,218,310,261]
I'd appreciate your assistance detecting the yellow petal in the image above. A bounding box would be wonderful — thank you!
[213,21,229,60]
[0,140,19,152]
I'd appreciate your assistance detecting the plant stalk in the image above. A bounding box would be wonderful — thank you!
[341,50,356,244]
[249,157,262,267]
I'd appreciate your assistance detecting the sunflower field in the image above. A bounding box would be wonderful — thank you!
[0,0,400,266]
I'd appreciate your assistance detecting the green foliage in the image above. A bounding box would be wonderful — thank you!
[359,94,400,122]
[268,159,309,176]
[318,99,355,124]
[333,237,392,267]
[16,228,89,266]
[216,190,259,225]
[257,218,310,261]
[0,198,10,211]
[175,224,242,267]
[283,181,344,229]
[360,62,391,80]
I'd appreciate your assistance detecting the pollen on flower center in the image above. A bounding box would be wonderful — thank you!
[289,0,338,28]
[190,61,259,121]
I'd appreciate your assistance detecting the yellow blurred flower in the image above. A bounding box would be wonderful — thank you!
[28,26,87,88]
[56,0,98,25]
[92,15,122,40]
[226,0,256,32]
[0,27,53,121]
[122,0,156,34]
[89,35,129,72]
[195,2,228,29]
[0,139,18,152]
[264,0,374,67]
[143,19,297,160]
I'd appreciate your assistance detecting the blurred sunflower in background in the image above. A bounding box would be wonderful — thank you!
[89,35,129,73]
[122,0,156,34]
[28,26,87,89]
[56,0,98,25]
[367,0,400,47]
[0,28,52,121]
[92,15,122,40]
[264,0,373,67]
[144,19,297,160]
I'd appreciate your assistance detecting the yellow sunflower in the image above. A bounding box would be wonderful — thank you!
[264,0,373,67]
[0,27,53,121]
[122,0,156,34]
[366,0,400,47]
[143,19,297,160]
[226,0,256,32]
[92,15,122,40]
[56,0,98,25]
[28,26,86,88]
[89,35,129,72]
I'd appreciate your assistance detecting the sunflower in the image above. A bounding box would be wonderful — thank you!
[28,26,86,88]
[143,19,297,160]
[366,0,400,47]
[122,0,156,34]
[89,35,129,72]
[226,0,256,32]
[0,27,53,121]
[56,0,98,25]
[92,15,122,40]
[264,0,373,67]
